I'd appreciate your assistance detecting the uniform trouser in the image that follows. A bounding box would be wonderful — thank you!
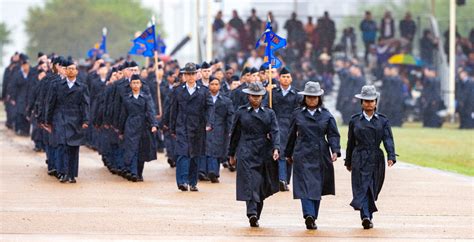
[163,132,176,161]
[45,145,57,171]
[246,200,264,219]
[301,199,321,219]
[176,155,198,186]
[5,103,16,128]
[58,145,79,178]
[198,156,209,176]
[15,113,30,135]
[278,158,292,184]
[360,190,374,220]
[207,156,220,177]
[51,146,63,174]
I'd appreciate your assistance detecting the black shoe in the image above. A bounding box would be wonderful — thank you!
[47,169,57,176]
[228,164,236,172]
[222,161,229,168]
[33,147,41,152]
[56,173,62,180]
[137,176,144,182]
[362,218,373,229]
[130,175,138,182]
[125,172,133,181]
[59,175,68,183]
[279,180,289,192]
[208,173,219,183]
[198,173,210,181]
[68,177,76,183]
[167,158,176,168]
[189,185,199,192]
[178,184,188,191]
[305,216,317,230]
[249,215,259,227]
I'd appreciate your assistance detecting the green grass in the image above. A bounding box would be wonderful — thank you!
[339,122,474,177]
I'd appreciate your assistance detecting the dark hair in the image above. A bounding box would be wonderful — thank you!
[301,95,324,108]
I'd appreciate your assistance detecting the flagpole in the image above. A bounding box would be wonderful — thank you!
[268,63,272,108]
[152,16,163,117]
[267,15,272,109]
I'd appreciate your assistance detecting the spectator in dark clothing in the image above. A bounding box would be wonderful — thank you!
[380,11,395,40]
[420,29,439,65]
[247,8,262,43]
[339,27,357,59]
[284,12,306,55]
[317,11,336,54]
[213,11,225,33]
[268,11,279,33]
[229,10,248,52]
[399,12,416,42]
[360,11,378,65]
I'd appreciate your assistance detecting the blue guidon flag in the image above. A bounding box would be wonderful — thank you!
[255,19,287,68]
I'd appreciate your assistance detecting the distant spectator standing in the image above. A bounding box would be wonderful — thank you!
[360,11,378,65]
[380,11,395,40]
[317,11,336,54]
[247,8,263,43]
[213,11,225,33]
[419,29,439,65]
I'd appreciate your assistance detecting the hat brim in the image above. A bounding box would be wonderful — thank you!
[243,89,266,96]
[298,90,324,96]
[355,93,379,100]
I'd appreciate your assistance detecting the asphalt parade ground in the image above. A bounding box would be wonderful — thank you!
[0,123,473,241]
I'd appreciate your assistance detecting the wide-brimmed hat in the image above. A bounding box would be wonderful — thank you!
[243,82,266,96]
[182,62,197,74]
[355,85,379,100]
[298,81,324,96]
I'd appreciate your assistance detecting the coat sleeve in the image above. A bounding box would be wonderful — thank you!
[327,115,341,157]
[228,110,241,157]
[284,114,297,158]
[269,110,280,152]
[46,81,58,125]
[81,86,90,125]
[169,88,178,135]
[382,118,397,163]
[344,119,355,167]
[145,95,159,127]
[117,101,128,134]
[205,91,215,128]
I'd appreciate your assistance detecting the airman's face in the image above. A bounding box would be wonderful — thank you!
[130,79,142,92]
[362,99,377,112]
[248,94,262,107]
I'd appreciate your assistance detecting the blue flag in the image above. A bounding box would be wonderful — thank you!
[129,25,158,57]
[156,34,166,54]
[87,30,107,58]
[255,20,287,68]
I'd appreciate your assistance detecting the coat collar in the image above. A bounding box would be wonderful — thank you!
[359,111,379,121]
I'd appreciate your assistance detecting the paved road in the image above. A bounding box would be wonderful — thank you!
[0,124,472,241]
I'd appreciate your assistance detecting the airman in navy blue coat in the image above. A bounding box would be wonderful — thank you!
[200,77,234,183]
[344,85,396,229]
[228,81,280,228]
[266,67,302,192]
[285,81,341,230]
[46,60,90,183]
[118,75,159,182]
[169,63,215,192]
[10,54,33,136]
[456,69,474,129]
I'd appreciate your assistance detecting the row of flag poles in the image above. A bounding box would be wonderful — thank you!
[86,15,286,109]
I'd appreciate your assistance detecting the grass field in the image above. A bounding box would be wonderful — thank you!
[339,122,474,177]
